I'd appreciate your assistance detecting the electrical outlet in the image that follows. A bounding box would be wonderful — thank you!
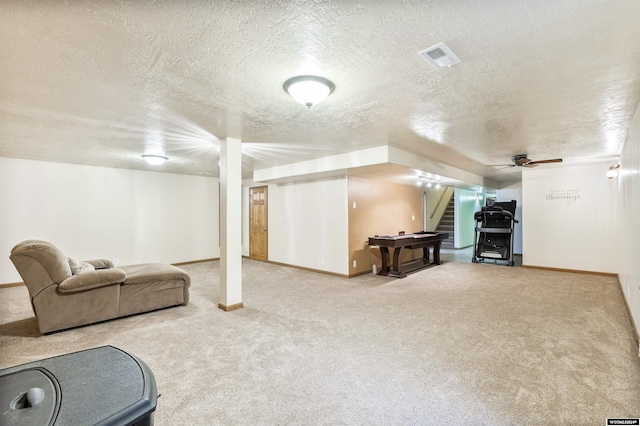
[353,260,357,268]
[353,201,357,209]
[113,258,120,266]
[412,215,415,221]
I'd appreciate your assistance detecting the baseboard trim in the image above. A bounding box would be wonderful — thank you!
[173,258,219,266]
[0,281,24,289]
[2,257,348,287]
[349,270,375,278]
[266,260,349,278]
[616,277,640,347]
[522,265,617,277]
[218,302,244,312]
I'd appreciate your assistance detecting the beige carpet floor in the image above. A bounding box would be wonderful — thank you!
[1,260,639,425]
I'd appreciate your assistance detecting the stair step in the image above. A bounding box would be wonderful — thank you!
[435,193,456,238]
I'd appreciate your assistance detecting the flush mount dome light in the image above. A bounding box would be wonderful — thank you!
[283,75,335,108]
[142,154,168,165]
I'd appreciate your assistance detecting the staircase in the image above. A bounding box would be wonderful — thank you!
[435,197,455,249]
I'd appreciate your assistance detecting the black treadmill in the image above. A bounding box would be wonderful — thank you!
[472,200,518,266]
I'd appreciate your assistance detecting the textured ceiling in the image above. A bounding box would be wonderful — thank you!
[1,1,639,184]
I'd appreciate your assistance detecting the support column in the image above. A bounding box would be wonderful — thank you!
[218,137,243,311]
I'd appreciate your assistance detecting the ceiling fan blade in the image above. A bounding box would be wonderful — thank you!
[527,158,563,166]
[486,163,515,167]
[522,163,538,168]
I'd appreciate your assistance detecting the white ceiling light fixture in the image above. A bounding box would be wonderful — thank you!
[419,42,461,70]
[283,75,335,108]
[142,154,168,165]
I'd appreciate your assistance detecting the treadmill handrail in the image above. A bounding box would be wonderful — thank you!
[475,227,513,233]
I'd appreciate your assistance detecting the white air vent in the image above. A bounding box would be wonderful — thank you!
[419,42,461,70]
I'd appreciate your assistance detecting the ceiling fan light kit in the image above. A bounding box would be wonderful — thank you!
[283,75,335,108]
[607,164,620,179]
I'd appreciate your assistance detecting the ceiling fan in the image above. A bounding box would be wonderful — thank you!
[492,154,563,168]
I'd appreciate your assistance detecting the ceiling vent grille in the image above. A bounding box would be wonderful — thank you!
[419,42,461,70]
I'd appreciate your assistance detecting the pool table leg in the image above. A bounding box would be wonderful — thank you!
[393,246,405,276]
[379,247,390,275]
[432,241,443,264]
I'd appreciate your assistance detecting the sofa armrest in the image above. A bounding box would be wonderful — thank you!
[83,259,114,269]
[58,268,126,293]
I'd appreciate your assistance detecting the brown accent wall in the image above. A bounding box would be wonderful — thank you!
[348,176,424,276]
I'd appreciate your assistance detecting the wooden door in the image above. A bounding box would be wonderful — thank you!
[249,186,268,261]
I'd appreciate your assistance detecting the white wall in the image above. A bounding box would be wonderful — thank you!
[0,158,219,283]
[496,182,523,254]
[522,162,618,273]
[268,177,349,275]
[619,102,640,336]
[454,188,481,248]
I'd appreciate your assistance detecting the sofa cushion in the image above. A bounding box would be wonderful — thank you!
[11,240,72,284]
[68,257,95,275]
[68,257,83,274]
[77,262,95,274]
[120,263,190,285]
